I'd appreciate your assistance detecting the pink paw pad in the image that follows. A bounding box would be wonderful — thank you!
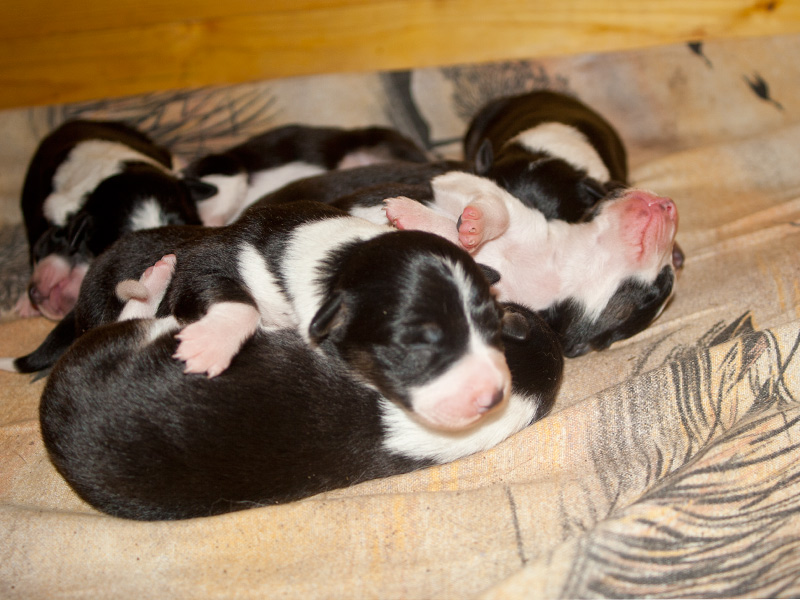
[457,205,485,249]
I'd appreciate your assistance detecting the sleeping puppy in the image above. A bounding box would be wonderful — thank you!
[17,119,209,321]
[338,171,679,357]
[4,201,519,432]
[463,90,684,267]
[182,124,429,226]
[39,293,562,520]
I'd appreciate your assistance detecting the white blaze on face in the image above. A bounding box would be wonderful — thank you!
[405,259,511,431]
[510,122,611,182]
[44,140,165,226]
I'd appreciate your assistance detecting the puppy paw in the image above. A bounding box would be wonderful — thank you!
[174,321,236,378]
[457,205,486,250]
[173,302,261,378]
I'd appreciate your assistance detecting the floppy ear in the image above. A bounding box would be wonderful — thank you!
[474,139,494,175]
[184,178,218,202]
[309,292,347,341]
[66,212,92,252]
[478,263,501,286]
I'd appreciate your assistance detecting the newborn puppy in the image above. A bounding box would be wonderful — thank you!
[39,296,562,520]
[463,90,684,268]
[463,90,628,222]
[17,119,207,320]
[182,124,429,226]
[348,171,679,357]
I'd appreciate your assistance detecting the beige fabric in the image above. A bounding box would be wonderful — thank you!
[2,34,800,599]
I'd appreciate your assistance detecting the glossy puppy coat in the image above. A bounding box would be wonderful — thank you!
[4,200,521,430]
[39,297,562,520]
[17,119,204,320]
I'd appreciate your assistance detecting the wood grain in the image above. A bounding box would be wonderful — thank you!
[1,0,798,109]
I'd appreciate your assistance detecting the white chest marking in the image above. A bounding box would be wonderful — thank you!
[380,392,540,463]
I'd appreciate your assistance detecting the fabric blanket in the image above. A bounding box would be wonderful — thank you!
[2,33,800,599]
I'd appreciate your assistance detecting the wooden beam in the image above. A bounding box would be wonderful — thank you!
[0,0,798,109]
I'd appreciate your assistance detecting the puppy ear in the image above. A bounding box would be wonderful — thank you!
[478,263,501,285]
[66,212,92,252]
[309,291,347,341]
[184,178,218,202]
[474,139,494,175]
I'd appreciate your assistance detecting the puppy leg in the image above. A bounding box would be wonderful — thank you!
[384,197,460,246]
[173,301,261,378]
[117,254,177,321]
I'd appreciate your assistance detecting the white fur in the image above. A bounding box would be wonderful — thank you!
[44,140,165,226]
[144,316,180,345]
[236,243,297,330]
[198,162,327,227]
[128,198,168,231]
[381,391,539,463]
[195,173,249,227]
[243,162,326,210]
[510,122,611,182]
[281,216,391,340]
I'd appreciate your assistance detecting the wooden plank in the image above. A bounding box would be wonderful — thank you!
[0,0,799,110]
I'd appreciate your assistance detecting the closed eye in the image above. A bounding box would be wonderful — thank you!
[399,322,444,346]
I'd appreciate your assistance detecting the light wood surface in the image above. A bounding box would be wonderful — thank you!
[1,0,799,109]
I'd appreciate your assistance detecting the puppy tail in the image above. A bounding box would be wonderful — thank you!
[1,311,77,374]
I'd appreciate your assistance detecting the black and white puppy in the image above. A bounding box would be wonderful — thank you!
[39,293,562,520]
[333,171,679,358]
[463,90,684,267]
[17,119,209,321]
[463,90,628,223]
[182,124,429,226]
[3,200,525,432]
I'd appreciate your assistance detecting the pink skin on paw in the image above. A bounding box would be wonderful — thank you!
[457,205,485,250]
[383,197,460,245]
[173,302,261,378]
[118,254,177,321]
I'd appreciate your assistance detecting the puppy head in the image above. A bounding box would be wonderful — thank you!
[545,189,679,357]
[309,230,513,431]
